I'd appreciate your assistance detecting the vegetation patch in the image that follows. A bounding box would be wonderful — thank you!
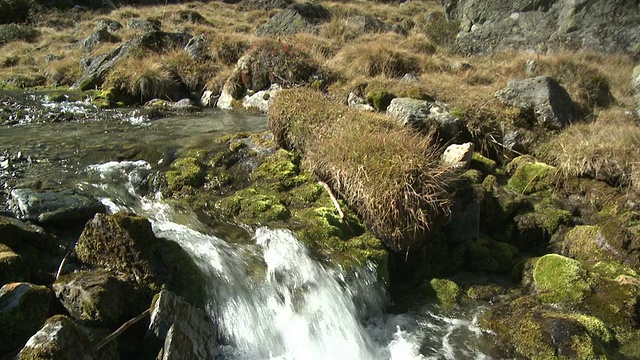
[532,254,592,305]
[0,24,38,46]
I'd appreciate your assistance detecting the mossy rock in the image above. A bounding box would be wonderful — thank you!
[366,90,395,111]
[217,187,290,224]
[429,278,461,307]
[0,243,29,286]
[75,213,206,305]
[470,152,496,176]
[461,234,518,273]
[507,156,556,194]
[532,254,592,305]
[466,284,504,301]
[0,215,49,251]
[0,282,52,354]
[479,180,525,232]
[513,199,571,250]
[596,212,640,269]
[251,149,308,190]
[562,225,612,262]
[166,156,205,193]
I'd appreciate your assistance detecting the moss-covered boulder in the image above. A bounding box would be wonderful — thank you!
[470,152,497,176]
[217,187,290,224]
[458,234,518,273]
[0,243,29,286]
[562,225,613,262]
[0,282,51,354]
[166,156,205,193]
[53,270,148,327]
[429,278,461,307]
[596,212,640,270]
[17,315,118,360]
[513,199,571,251]
[75,212,205,304]
[0,215,50,250]
[531,254,592,305]
[507,156,557,194]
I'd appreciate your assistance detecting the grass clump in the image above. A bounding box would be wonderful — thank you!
[0,24,39,46]
[269,88,452,251]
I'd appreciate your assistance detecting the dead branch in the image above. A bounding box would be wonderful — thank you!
[93,308,150,352]
[318,181,353,233]
[55,252,71,280]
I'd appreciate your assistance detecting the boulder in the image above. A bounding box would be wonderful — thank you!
[9,188,106,224]
[17,315,118,360]
[82,28,121,52]
[53,270,148,327]
[144,98,199,112]
[441,142,474,169]
[256,2,332,36]
[386,97,462,139]
[241,83,282,113]
[347,92,374,111]
[496,76,577,129]
[126,19,161,32]
[0,243,29,286]
[199,90,217,107]
[216,88,233,110]
[0,282,51,354]
[0,215,49,250]
[443,0,640,57]
[75,212,205,303]
[145,290,216,359]
[532,254,592,305]
[184,35,208,60]
[95,19,122,33]
[429,278,461,307]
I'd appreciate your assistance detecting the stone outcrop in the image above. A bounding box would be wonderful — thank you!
[496,76,577,129]
[443,0,640,57]
[82,28,120,52]
[256,2,332,36]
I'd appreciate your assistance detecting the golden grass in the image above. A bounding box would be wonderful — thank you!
[269,88,453,251]
[104,56,177,102]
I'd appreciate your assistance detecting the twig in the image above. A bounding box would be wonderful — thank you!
[93,309,150,351]
[55,252,71,280]
[318,181,353,233]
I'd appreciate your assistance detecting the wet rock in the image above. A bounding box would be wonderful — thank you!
[83,28,121,52]
[0,282,52,354]
[241,83,282,113]
[144,98,199,112]
[216,88,233,110]
[256,2,332,36]
[429,278,461,307]
[386,97,462,140]
[145,290,216,360]
[200,90,218,107]
[75,213,205,303]
[0,243,29,286]
[444,0,640,57]
[126,19,161,32]
[441,142,474,170]
[9,188,106,224]
[496,76,577,129]
[17,315,118,360]
[53,270,147,327]
[0,215,49,250]
[96,19,122,33]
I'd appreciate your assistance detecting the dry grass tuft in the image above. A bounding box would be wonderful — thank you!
[269,88,453,251]
[46,57,81,86]
[104,56,179,102]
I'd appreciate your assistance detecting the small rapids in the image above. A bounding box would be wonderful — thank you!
[81,160,497,360]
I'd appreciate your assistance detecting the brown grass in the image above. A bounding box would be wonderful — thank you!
[269,88,453,251]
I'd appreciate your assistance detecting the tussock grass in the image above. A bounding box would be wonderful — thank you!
[162,50,219,93]
[269,88,453,251]
[104,56,178,102]
[210,33,252,65]
[537,117,640,189]
[46,57,81,86]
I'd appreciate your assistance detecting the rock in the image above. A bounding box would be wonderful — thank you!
[184,35,208,60]
[53,270,147,327]
[443,0,640,57]
[145,290,216,360]
[17,315,118,360]
[176,10,209,25]
[241,84,282,113]
[96,19,122,33]
[346,15,389,33]
[216,88,233,110]
[401,73,419,82]
[238,0,292,11]
[73,31,192,91]
[633,65,640,117]
[366,91,395,112]
[532,254,592,304]
[256,2,332,36]
[0,282,52,354]
[496,76,577,129]
[0,243,29,286]
[386,97,462,139]
[9,188,106,224]
[429,278,461,307]
[451,61,474,72]
[200,90,217,107]
[144,98,199,112]
[127,19,161,32]
[0,215,49,250]
[506,156,556,194]
[441,142,474,169]
[347,92,374,111]
[75,212,205,303]
[83,28,120,52]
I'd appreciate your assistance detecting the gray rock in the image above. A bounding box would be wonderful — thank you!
[96,19,122,33]
[442,142,474,169]
[53,270,147,327]
[347,15,389,33]
[242,84,282,113]
[9,188,106,224]
[82,28,121,52]
[496,76,577,129]
[127,19,161,32]
[443,0,640,57]
[0,215,49,250]
[0,282,52,354]
[0,243,29,286]
[256,2,332,36]
[146,290,216,360]
[239,0,292,11]
[17,315,118,360]
[347,91,375,111]
[386,97,462,139]
[401,73,419,82]
[73,31,192,91]
[144,98,199,112]
[184,35,208,60]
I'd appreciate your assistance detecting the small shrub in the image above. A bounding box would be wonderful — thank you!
[210,34,250,65]
[0,24,39,46]
[366,90,395,111]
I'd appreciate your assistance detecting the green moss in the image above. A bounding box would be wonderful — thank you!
[507,157,556,194]
[252,149,307,190]
[0,244,29,286]
[590,260,638,280]
[532,254,592,304]
[366,90,395,111]
[166,157,205,192]
[429,278,461,307]
[463,235,518,273]
[460,169,483,184]
[217,188,290,224]
[471,153,496,176]
[466,284,503,301]
[569,314,614,345]
[563,225,610,262]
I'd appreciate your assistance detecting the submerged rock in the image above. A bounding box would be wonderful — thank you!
[496,76,577,129]
[0,282,52,354]
[9,188,106,224]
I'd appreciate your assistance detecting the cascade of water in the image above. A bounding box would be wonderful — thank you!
[82,160,491,360]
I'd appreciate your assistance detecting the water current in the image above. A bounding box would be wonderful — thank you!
[1,91,501,359]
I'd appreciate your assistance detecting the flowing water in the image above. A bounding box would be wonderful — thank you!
[1,91,501,359]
